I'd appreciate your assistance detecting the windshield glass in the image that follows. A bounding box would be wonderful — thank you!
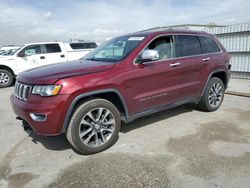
[8,48,20,55]
[84,36,145,62]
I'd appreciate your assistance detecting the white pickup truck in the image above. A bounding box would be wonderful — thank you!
[0,41,98,87]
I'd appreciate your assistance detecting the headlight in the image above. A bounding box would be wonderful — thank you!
[32,85,62,96]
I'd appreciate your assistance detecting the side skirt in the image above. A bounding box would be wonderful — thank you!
[124,97,199,123]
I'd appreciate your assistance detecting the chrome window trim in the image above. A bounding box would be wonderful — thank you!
[133,33,223,65]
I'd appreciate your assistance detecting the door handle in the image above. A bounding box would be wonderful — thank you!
[170,62,181,67]
[40,56,45,59]
[60,54,65,58]
[202,57,211,61]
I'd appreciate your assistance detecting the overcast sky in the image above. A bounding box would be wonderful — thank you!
[0,0,250,46]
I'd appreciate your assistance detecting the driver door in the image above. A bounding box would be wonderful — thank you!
[132,35,185,113]
[17,45,46,72]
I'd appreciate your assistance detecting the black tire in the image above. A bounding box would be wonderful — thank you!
[66,98,121,154]
[198,77,225,112]
[0,69,13,88]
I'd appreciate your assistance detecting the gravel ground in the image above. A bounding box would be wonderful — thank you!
[0,87,249,188]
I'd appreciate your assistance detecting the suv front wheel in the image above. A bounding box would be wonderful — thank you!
[66,98,121,154]
[198,77,225,112]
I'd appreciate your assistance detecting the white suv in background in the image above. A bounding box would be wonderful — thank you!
[0,41,98,88]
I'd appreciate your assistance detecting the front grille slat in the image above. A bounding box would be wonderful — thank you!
[15,82,32,101]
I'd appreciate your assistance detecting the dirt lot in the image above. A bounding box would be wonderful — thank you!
[0,87,250,188]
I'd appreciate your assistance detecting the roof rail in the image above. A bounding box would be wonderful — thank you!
[138,26,174,33]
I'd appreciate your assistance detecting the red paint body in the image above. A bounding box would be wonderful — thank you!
[10,30,230,136]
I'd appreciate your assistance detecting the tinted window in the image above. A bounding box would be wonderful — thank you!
[175,35,201,57]
[199,36,221,53]
[45,44,61,53]
[146,36,174,60]
[22,45,42,56]
[85,43,97,49]
[70,43,97,49]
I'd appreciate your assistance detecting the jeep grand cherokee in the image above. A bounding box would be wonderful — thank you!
[11,29,230,154]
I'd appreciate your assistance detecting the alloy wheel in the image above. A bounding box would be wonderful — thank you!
[78,107,115,147]
[0,72,10,86]
[208,82,223,108]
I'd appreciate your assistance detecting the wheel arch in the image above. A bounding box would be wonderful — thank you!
[210,71,228,88]
[0,65,15,76]
[61,89,129,133]
[200,69,228,97]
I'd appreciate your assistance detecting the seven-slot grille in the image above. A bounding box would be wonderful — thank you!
[15,82,32,101]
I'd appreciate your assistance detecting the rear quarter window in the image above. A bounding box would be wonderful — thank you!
[45,44,61,53]
[70,43,97,50]
[175,35,202,57]
[198,36,221,53]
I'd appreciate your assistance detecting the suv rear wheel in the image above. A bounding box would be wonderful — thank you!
[198,77,225,112]
[66,98,121,154]
[0,69,13,88]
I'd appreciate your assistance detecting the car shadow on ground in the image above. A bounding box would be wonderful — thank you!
[21,104,196,153]
[120,104,195,133]
[25,131,72,151]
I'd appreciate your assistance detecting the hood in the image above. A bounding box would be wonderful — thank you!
[0,56,15,60]
[18,60,115,84]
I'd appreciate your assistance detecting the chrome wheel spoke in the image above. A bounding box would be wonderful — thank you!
[83,132,95,145]
[213,98,217,106]
[80,119,92,127]
[100,131,106,143]
[103,119,115,125]
[86,111,95,122]
[96,108,104,121]
[101,109,111,122]
[94,132,99,145]
[101,128,114,133]
[80,127,93,138]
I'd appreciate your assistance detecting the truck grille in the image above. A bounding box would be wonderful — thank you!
[15,82,32,101]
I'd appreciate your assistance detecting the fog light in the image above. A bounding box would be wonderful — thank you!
[30,113,47,122]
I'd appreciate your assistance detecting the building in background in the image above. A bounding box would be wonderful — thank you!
[167,23,250,79]
[205,23,250,79]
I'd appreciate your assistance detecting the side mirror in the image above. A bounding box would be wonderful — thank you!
[18,51,25,57]
[137,49,159,64]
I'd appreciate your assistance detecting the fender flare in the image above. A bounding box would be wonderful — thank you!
[0,64,15,76]
[200,69,228,97]
[61,89,129,133]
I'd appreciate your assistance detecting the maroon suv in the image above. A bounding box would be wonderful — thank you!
[11,29,230,154]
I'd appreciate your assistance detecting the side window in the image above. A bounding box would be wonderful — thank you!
[22,45,42,56]
[146,36,174,60]
[70,43,84,49]
[199,36,221,53]
[85,43,97,49]
[175,35,201,57]
[70,43,97,49]
[45,44,61,53]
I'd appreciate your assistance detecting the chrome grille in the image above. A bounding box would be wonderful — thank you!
[15,82,32,101]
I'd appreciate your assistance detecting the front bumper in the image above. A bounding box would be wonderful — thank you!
[10,94,70,136]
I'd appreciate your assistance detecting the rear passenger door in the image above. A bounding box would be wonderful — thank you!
[44,43,67,65]
[173,35,207,99]
[198,35,225,89]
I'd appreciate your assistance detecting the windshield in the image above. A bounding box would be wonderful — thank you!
[9,48,20,55]
[84,36,145,62]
